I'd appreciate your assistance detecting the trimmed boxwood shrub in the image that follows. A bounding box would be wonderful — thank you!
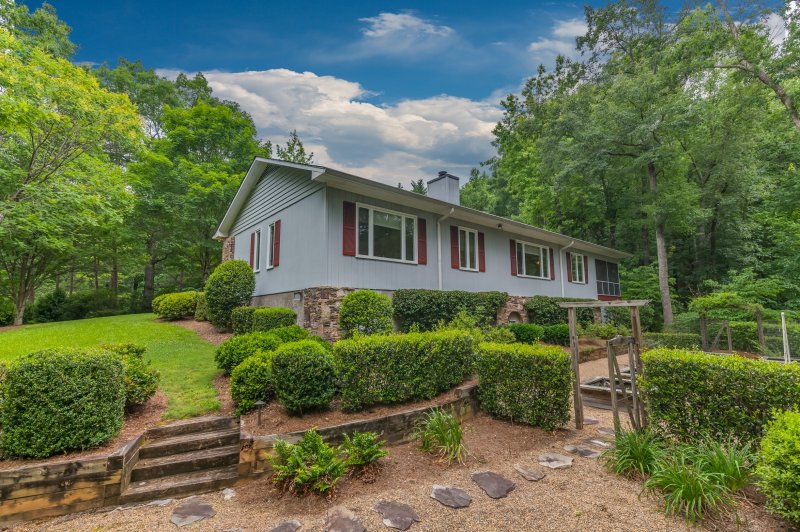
[542,323,570,345]
[100,343,160,408]
[231,306,256,335]
[194,292,208,321]
[215,332,283,374]
[153,291,199,320]
[0,349,126,458]
[476,342,572,430]
[271,340,337,414]
[524,295,594,326]
[757,410,800,525]
[151,293,167,315]
[640,348,800,442]
[506,323,545,344]
[334,330,476,411]
[231,351,274,415]
[643,332,702,349]
[268,325,311,343]
[205,260,256,330]
[253,307,297,332]
[392,289,507,331]
[339,289,393,338]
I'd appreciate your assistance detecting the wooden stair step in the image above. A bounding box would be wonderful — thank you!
[145,416,238,441]
[131,445,240,482]
[139,428,241,459]
[120,465,239,504]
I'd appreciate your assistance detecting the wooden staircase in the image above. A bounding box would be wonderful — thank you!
[119,416,241,504]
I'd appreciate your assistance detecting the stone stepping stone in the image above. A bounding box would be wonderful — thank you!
[513,463,545,482]
[584,416,599,425]
[564,444,601,459]
[170,497,215,527]
[537,453,573,469]
[270,520,303,532]
[373,500,420,530]
[471,471,516,499]
[430,485,472,508]
[324,506,365,532]
[222,487,236,500]
[597,427,616,436]
[583,438,614,449]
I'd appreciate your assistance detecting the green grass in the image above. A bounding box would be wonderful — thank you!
[0,313,220,419]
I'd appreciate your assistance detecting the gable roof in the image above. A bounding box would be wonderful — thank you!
[215,158,630,260]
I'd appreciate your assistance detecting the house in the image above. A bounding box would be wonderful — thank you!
[215,158,628,339]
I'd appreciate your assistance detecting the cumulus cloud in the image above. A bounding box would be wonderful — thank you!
[552,18,589,39]
[360,12,453,38]
[528,37,579,56]
[158,68,501,184]
[528,17,586,60]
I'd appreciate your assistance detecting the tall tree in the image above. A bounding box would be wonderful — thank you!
[276,130,314,164]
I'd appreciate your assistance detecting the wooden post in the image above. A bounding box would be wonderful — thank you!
[626,338,642,431]
[607,340,620,432]
[630,306,647,428]
[700,314,709,352]
[726,322,733,352]
[568,307,584,429]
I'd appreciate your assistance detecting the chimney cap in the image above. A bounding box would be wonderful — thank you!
[438,170,448,177]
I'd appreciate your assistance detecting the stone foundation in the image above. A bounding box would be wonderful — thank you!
[497,295,528,324]
[221,236,235,262]
[302,286,354,342]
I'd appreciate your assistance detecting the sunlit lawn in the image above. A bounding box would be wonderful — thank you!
[0,313,220,419]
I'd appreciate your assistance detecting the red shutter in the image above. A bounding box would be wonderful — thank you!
[478,232,486,272]
[249,232,255,268]
[450,225,459,269]
[417,218,427,265]
[584,255,589,284]
[342,201,356,256]
[549,248,555,280]
[566,252,573,282]
[273,220,281,267]
[509,239,517,276]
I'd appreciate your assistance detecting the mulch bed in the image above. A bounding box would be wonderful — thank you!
[169,319,232,345]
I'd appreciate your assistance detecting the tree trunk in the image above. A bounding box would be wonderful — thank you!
[143,236,157,309]
[648,162,674,326]
[13,302,25,326]
[93,256,100,291]
[110,255,119,300]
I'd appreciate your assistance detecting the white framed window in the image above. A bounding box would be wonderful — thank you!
[458,227,479,271]
[267,222,276,269]
[356,204,417,263]
[253,229,261,272]
[516,241,549,279]
[570,253,585,283]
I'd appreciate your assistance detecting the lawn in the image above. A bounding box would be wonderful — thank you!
[0,313,220,419]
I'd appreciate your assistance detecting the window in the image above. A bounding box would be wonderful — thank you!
[570,253,585,283]
[595,259,621,296]
[516,242,549,278]
[458,227,478,271]
[267,222,276,269]
[356,204,416,263]
[252,229,261,272]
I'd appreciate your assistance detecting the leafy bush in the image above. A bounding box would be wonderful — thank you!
[436,309,514,344]
[340,431,388,471]
[476,342,572,430]
[269,429,348,495]
[194,292,208,321]
[205,260,256,330]
[524,295,593,326]
[541,323,570,345]
[271,340,337,414]
[85,343,159,408]
[339,289,393,338]
[640,348,800,442]
[506,323,545,344]
[151,293,167,315]
[414,409,467,465]
[584,322,629,339]
[215,332,283,374]
[482,326,516,343]
[230,351,274,414]
[0,349,126,458]
[269,325,311,343]
[253,307,297,332]
[153,291,199,320]
[0,297,14,326]
[392,289,507,331]
[309,335,332,351]
[99,342,146,357]
[757,410,800,525]
[29,289,68,322]
[231,306,256,334]
[643,332,702,349]
[334,330,476,411]
[602,428,664,479]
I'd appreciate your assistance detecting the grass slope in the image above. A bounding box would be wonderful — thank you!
[0,313,220,419]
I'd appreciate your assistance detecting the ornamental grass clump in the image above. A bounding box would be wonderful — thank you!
[602,428,664,479]
[414,409,468,465]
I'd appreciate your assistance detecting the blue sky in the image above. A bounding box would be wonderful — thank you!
[23,1,678,184]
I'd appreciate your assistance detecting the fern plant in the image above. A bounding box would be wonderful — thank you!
[414,409,468,465]
[268,429,347,496]
[340,431,388,468]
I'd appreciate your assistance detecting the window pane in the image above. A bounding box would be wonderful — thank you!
[358,207,369,255]
[468,231,476,269]
[524,245,542,277]
[516,242,524,275]
[372,210,402,259]
[459,229,467,268]
[608,262,619,283]
[268,224,275,266]
[596,260,607,282]
[405,217,415,261]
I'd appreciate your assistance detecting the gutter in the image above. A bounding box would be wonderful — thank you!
[560,240,575,297]
[437,208,455,290]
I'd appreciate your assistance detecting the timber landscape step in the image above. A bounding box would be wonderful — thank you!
[145,416,239,441]
[119,465,239,504]
[139,428,241,459]
[130,444,240,482]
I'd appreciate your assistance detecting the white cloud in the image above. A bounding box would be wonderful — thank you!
[528,37,579,56]
[158,68,501,184]
[552,18,588,39]
[360,12,453,38]
[527,17,585,60]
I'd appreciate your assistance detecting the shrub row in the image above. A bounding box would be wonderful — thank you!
[334,330,475,411]
[476,342,572,431]
[524,295,593,326]
[541,323,570,345]
[152,291,200,320]
[640,348,800,442]
[505,323,544,344]
[392,289,507,331]
[231,306,297,335]
[215,331,286,375]
[644,332,702,349]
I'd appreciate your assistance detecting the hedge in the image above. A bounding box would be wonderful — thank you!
[194,292,209,321]
[339,289,393,338]
[505,323,544,344]
[476,342,572,430]
[541,323,570,346]
[757,410,800,525]
[231,306,256,335]
[640,348,800,442]
[643,332,702,349]
[205,260,255,330]
[524,295,594,326]
[392,289,508,331]
[0,349,126,458]
[271,340,337,414]
[153,291,199,320]
[253,307,297,332]
[269,325,311,343]
[334,330,475,411]
[215,332,283,374]
[230,351,274,415]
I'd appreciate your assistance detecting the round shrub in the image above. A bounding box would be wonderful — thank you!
[271,340,337,414]
[99,343,160,407]
[154,291,199,320]
[231,306,256,334]
[0,349,126,458]
[151,293,168,315]
[253,307,297,332]
[194,292,209,321]
[215,332,283,374]
[542,323,570,345]
[308,335,333,352]
[231,351,274,415]
[205,260,256,330]
[338,289,393,338]
[506,323,545,344]
[757,410,800,525]
[268,325,310,343]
